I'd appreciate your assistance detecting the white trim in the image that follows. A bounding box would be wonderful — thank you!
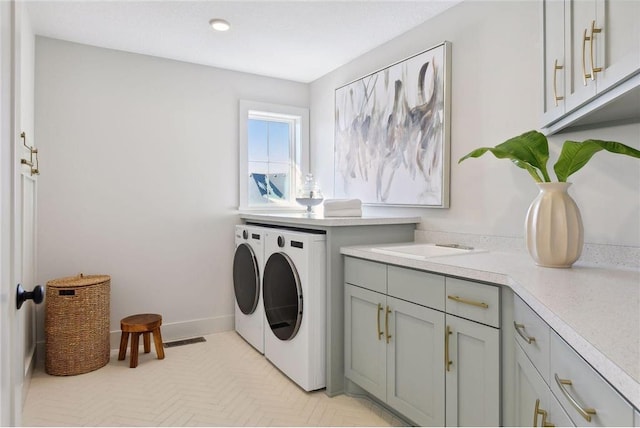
[238,100,309,211]
[108,315,235,350]
[36,314,236,358]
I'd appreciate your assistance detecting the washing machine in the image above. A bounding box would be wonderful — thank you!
[262,228,327,391]
[233,225,267,353]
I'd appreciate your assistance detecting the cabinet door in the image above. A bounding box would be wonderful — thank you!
[515,343,574,427]
[344,284,387,401]
[550,331,633,426]
[596,0,640,91]
[386,296,445,427]
[565,0,599,112]
[445,315,500,427]
[542,0,566,125]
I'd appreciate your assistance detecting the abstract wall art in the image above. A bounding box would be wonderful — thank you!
[334,42,451,207]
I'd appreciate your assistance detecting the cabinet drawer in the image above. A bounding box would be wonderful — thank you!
[445,277,499,327]
[550,331,633,426]
[514,295,550,383]
[344,257,387,293]
[387,265,444,311]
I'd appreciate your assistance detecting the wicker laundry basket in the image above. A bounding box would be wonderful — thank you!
[45,273,110,376]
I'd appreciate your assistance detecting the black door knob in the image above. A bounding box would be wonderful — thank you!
[16,284,44,310]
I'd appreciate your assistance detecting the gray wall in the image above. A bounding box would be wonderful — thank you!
[34,37,309,341]
[310,0,640,247]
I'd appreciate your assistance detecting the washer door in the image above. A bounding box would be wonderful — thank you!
[233,243,260,315]
[263,252,303,341]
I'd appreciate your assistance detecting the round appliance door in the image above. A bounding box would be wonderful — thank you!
[233,243,260,315]
[263,252,303,341]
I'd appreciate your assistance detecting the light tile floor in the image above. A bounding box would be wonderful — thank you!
[23,331,407,427]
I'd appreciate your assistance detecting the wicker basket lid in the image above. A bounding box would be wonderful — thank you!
[46,273,110,288]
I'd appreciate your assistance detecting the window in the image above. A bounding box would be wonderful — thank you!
[239,100,309,210]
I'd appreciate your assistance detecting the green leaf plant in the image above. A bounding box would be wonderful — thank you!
[458,130,640,182]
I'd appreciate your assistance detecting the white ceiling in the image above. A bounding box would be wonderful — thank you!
[26,0,462,83]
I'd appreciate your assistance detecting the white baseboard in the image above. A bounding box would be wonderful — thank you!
[36,315,235,357]
[109,315,234,350]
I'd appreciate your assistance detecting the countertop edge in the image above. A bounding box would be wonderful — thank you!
[239,213,422,227]
[340,246,640,411]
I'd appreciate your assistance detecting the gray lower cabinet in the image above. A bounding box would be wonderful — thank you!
[513,294,635,427]
[345,284,445,426]
[446,314,500,427]
[515,342,574,427]
[344,256,501,427]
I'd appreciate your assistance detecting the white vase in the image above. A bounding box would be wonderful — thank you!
[525,182,583,268]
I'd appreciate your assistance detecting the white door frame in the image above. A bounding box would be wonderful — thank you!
[0,1,27,425]
[1,0,18,424]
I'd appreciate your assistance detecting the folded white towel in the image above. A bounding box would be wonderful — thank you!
[323,199,362,211]
[323,208,362,217]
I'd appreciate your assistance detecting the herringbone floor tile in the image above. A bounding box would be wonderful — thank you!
[23,331,407,427]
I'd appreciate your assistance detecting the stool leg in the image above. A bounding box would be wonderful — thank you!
[143,332,151,353]
[152,327,165,360]
[130,333,140,368]
[118,332,129,361]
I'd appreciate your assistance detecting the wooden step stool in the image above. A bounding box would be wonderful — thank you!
[118,313,165,368]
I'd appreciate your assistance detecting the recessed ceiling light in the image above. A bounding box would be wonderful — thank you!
[209,19,231,32]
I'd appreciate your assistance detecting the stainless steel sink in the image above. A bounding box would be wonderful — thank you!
[370,243,485,259]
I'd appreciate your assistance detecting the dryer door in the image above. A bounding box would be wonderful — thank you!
[233,243,260,315]
[263,252,303,341]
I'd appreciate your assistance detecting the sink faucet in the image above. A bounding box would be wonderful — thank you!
[435,243,474,250]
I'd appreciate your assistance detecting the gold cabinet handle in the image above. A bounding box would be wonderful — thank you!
[445,325,452,372]
[385,306,392,343]
[588,20,603,80]
[552,59,564,106]
[534,399,554,427]
[514,322,536,344]
[20,132,40,176]
[376,303,383,340]
[447,295,489,309]
[582,28,592,85]
[554,374,597,422]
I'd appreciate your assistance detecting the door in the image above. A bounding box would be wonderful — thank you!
[515,343,574,427]
[344,284,386,401]
[445,315,500,427]
[233,242,260,315]
[0,1,37,424]
[262,251,303,341]
[386,296,445,427]
[564,0,599,112]
[0,3,16,423]
[542,0,566,126]
[596,0,640,92]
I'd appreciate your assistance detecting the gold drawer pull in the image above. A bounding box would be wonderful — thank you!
[554,374,597,422]
[447,295,489,309]
[385,306,392,344]
[534,399,555,427]
[445,325,453,372]
[588,20,603,79]
[582,28,592,85]
[376,303,383,340]
[552,59,564,106]
[514,322,536,344]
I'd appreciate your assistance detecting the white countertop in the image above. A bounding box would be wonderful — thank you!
[340,244,640,410]
[240,212,422,227]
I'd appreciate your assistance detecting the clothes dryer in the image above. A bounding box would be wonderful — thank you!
[233,225,267,353]
[262,228,326,391]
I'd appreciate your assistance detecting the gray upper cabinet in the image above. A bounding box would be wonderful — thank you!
[542,0,566,125]
[542,0,640,134]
